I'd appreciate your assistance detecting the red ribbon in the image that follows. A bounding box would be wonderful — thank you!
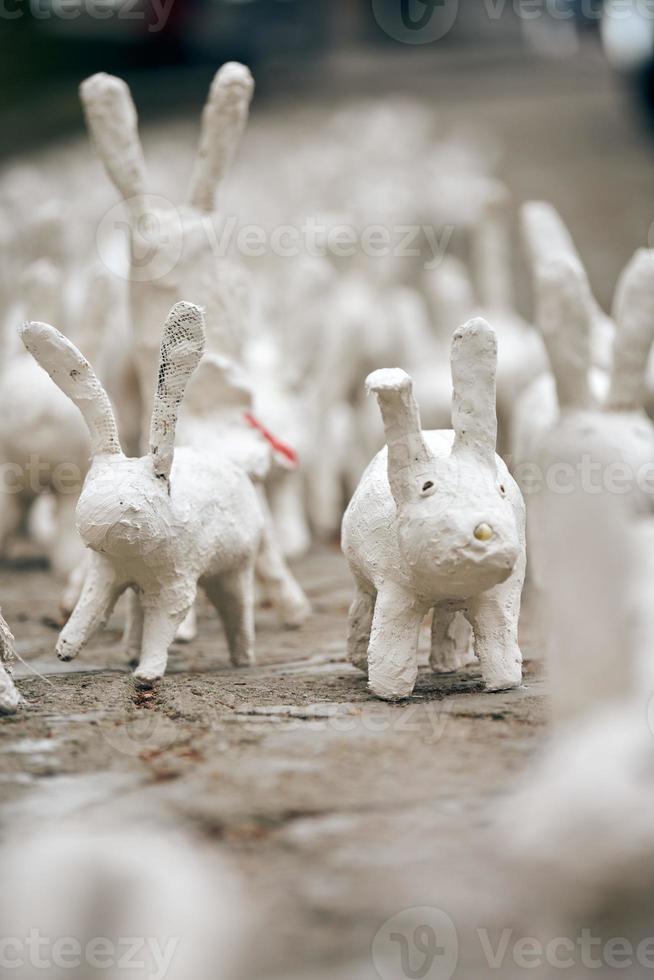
[244,412,299,467]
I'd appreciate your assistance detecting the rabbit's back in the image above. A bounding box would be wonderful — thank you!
[170,447,263,578]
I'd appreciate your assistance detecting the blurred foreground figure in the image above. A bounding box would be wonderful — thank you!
[0,826,245,980]
[496,435,654,978]
[0,609,21,714]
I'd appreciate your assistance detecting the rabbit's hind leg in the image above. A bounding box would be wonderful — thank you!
[175,604,198,643]
[430,606,474,674]
[347,583,376,674]
[204,563,256,668]
[255,487,311,629]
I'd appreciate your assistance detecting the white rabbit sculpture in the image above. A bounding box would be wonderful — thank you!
[178,349,311,629]
[518,240,654,585]
[79,62,254,432]
[0,610,21,715]
[20,302,263,687]
[80,63,310,627]
[342,317,526,701]
[0,259,88,588]
[510,200,615,476]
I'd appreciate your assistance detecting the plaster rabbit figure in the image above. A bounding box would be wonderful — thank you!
[178,349,311,628]
[519,244,654,586]
[511,200,615,475]
[342,317,526,701]
[495,451,654,960]
[0,260,88,583]
[0,610,21,715]
[20,302,263,687]
[79,62,254,436]
[0,826,245,980]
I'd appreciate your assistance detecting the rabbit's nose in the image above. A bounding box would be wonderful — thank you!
[473,522,494,542]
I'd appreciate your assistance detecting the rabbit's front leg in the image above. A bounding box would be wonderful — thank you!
[466,576,523,692]
[57,553,122,661]
[367,583,424,701]
[204,564,256,667]
[254,486,311,629]
[133,602,189,687]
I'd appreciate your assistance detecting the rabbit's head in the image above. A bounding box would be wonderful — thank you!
[20,302,205,563]
[367,318,521,598]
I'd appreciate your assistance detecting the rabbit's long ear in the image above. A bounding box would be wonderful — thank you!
[607,249,654,410]
[450,318,497,466]
[366,369,431,505]
[149,303,205,481]
[187,62,254,213]
[19,322,122,456]
[79,73,148,202]
[521,200,579,269]
[533,255,594,409]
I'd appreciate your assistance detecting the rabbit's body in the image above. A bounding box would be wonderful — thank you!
[21,302,263,686]
[342,318,526,701]
[77,449,261,600]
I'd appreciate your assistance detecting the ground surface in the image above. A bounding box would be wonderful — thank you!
[0,547,546,979]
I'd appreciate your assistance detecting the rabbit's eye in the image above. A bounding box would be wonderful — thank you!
[498,484,506,496]
[421,480,435,494]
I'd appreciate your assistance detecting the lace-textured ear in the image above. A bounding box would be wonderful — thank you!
[534,255,594,410]
[187,62,254,213]
[366,368,431,504]
[608,249,654,411]
[450,317,498,465]
[19,321,122,456]
[149,302,206,480]
[80,73,147,202]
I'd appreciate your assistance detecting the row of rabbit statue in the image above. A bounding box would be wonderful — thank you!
[1,61,654,713]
